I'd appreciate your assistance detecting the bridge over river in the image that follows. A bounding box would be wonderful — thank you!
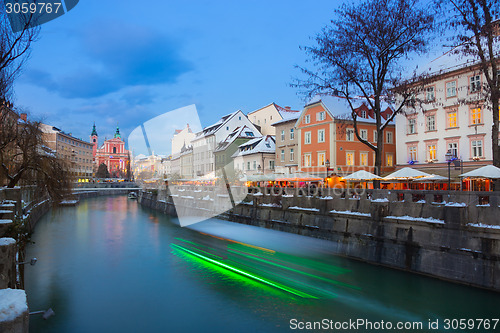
[25,195,500,332]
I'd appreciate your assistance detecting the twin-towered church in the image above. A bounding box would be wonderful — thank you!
[90,124,130,178]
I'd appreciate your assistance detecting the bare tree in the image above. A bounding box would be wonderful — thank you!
[0,1,40,99]
[435,0,500,166]
[0,103,71,202]
[295,0,434,178]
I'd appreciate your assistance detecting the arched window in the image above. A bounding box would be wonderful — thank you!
[113,147,117,154]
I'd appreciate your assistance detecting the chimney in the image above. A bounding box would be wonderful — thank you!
[285,106,291,110]
[20,113,27,121]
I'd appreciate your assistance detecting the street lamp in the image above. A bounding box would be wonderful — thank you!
[257,165,261,173]
[445,150,453,190]
[325,159,330,179]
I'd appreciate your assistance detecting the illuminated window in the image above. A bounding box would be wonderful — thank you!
[426,115,435,131]
[346,152,354,166]
[386,153,394,167]
[426,86,435,101]
[446,81,457,97]
[318,129,325,143]
[472,140,483,157]
[304,131,311,144]
[318,152,325,166]
[408,118,416,134]
[360,152,368,166]
[303,153,312,167]
[471,107,482,124]
[427,144,437,160]
[346,129,354,141]
[470,75,481,93]
[447,111,457,128]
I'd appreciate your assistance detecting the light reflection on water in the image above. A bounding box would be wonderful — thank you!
[25,196,500,333]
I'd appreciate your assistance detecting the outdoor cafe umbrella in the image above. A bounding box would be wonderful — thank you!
[459,165,500,179]
[343,170,382,181]
[382,167,431,180]
[414,174,449,182]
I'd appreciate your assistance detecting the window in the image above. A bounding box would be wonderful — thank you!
[253,161,257,170]
[290,148,294,161]
[446,81,457,97]
[426,115,436,131]
[426,86,435,101]
[304,153,312,167]
[448,142,458,158]
[386,153,394,167]
[290,128,294,140]
[409,146,417,162]
[408,118,416,134]
[472,140,483,158]
[360,129,367,140]
[346,152,354,166]
[360,152,368,166]
[470,75,481,93]
[386,131,393,144]
[447,111,457,128]
[281,130,285,141]
[360,110,367,118]
[245,131,254,137]
[346,129,354,141]
[113,147,117,154]
[304,115,310,124]
[247,162,250,170]
[269,160,275,170]
[471,107,482,124]
[427,144,437,160]
[373,130,378,143]
[317,111,325,121]
[281,149,285,162]
[304,131,311,144]
[318,152,326,166]
[318,129,325,143]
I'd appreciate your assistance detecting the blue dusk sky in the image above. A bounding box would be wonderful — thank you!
[13,0,439,155]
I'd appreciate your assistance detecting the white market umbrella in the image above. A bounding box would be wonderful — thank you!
[414,174,449,182]
[343,170,382,181]
[459,165,500,179]
[383,167,431,180]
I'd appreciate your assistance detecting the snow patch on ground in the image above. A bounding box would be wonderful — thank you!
[260,203,281,208]
[476,204,490,207]
[253,192,263,196]
[385,215,445,224]
[330,210,371,217]
[0,219,12,224]
[0,289,27,323]
[288,206,320,212]
[467,223,500,230]
[371,198,389,203]
[320,196,333,200]
[445,202,467,207]
[0,238,15,246]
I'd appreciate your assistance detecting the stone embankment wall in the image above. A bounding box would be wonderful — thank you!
[139,185,500,291]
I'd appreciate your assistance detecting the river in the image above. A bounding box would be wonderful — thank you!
[25,196,500,332]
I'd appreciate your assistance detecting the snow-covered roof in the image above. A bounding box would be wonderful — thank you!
[194,110,241,139]
[214,125,260,153]
[271,115,300,127]
[232,135,276,158]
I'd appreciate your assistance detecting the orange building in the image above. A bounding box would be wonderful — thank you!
[295,96,396,177]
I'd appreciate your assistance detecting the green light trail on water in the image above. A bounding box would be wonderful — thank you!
[170,243,318,299]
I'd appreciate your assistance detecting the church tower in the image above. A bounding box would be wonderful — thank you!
[90,122,98,159]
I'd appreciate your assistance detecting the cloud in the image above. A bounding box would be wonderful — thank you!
[24,21,192,99]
